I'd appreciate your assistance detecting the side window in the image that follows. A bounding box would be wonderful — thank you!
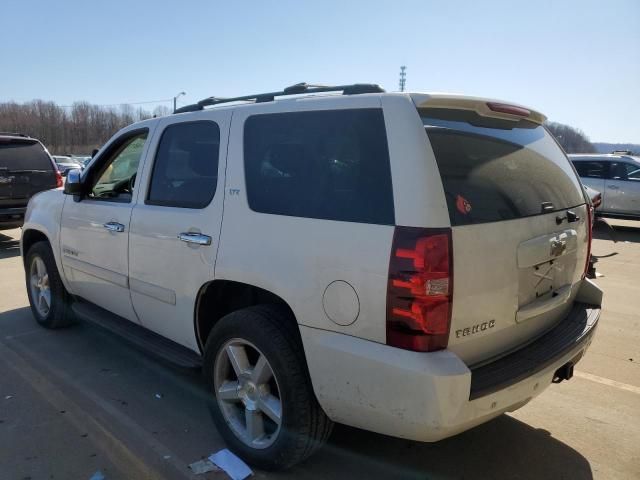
[608,162,639,181]
[624,163,640,181]
[573,161,605,178]
[147,121,220,208]
[89,132,148,202]
[243,109,394,225]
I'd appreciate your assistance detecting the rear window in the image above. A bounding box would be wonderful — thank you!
[244,109,394,225]
[422,109,584,226]
[0,140,53,171]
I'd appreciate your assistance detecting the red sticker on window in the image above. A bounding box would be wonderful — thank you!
[456,195,472,215]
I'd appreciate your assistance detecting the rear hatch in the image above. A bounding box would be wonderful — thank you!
[418,102,589,366]
[0,138,58,208]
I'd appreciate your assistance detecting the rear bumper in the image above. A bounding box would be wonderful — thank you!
[301,291,600,442]
[0,207,26,229]
[469,302,599,399]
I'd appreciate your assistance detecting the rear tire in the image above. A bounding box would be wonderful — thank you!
[203,305,333,470]
[25,241,75,329]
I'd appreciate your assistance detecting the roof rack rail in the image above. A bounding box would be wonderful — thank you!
[174,82,385,113]
[0,132,29,138]
[611,150,633,155]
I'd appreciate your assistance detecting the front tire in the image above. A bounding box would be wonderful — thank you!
[203,305,333,470]
[25,241,75,328]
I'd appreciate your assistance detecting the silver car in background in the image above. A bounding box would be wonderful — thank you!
[570,153,640,220]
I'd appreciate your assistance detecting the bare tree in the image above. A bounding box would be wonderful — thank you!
[545,121,596,154]
[0,100,168,154]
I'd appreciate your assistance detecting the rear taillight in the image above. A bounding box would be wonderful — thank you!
[584,206,593,277]
[55,170,63,188]
[387,227,453,352]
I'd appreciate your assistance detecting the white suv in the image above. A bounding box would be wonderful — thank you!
[21,83,603,470]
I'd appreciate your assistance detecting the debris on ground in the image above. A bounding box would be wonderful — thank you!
[209,449,252,480]
[89,471,105,480]
[154,393,163,399]
[5,395,13,400]
[188,458,219,475]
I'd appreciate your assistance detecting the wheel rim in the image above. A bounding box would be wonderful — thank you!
[213,338,282,449]
[29,256,51,317]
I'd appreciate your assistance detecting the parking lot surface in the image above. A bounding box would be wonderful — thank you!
[1,222,639,480]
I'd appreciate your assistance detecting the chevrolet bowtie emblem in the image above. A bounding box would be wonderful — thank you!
[550,239,567,257]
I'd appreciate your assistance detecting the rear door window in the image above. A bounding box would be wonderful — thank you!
[422,109,584,226]
[573,161,606,179]
[147,121,220,209]
[244,109,394,225]
[0,140,53,171]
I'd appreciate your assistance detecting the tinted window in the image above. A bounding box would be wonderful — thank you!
[89,132,148,202]
[244,109,394,225]
[0,140,53,171]
[147,121,220,209]
[573,161,606,179]
[609,162,640,181]
[422,109,584,226]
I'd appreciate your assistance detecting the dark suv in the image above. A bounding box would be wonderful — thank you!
[0,133,61,230]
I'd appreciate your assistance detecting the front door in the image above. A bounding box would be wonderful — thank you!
[605,161,640,215]
[60,127,153,322]
[128,113,229,351]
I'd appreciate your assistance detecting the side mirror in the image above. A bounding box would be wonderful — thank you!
[63,168,83,196]
[91,148,99,158]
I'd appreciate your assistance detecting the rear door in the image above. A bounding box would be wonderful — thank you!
[0,139,57,208]
[420,108,589,365]
[571,159,606,205]
[604,161,640,215]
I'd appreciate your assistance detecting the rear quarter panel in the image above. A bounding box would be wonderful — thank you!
[216,95,398,343]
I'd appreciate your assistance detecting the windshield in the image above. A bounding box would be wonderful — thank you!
[422,108,585,226]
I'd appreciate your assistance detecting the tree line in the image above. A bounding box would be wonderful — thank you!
[0,99,597,155]
[544,121,596,153]
[0,100,171,155]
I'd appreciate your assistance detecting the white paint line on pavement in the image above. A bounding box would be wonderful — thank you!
[575,371,640,395]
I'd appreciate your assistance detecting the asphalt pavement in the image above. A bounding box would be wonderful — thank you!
[0,221,638,480]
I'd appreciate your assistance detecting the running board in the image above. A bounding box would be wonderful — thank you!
[71,300,202,369]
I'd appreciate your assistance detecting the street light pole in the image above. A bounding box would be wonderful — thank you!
[173,91,186,112]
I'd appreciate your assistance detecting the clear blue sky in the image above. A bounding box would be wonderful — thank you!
[2,0,638,142]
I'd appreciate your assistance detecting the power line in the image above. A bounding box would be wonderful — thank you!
[57,98,173,108]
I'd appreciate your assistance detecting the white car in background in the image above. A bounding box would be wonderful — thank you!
[570,153,640,220]
[21,83,602,470]
[52,155,83,176]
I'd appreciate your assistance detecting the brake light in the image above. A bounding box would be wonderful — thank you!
[55,170,63,188]
[387,227,453,352]
[487,102,530,117]
[584,205,593,277]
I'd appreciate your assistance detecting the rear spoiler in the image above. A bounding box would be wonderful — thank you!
[410,93,547,125]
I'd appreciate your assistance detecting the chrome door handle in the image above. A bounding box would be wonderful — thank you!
[103,222,125,233]
[608,185,619,190]
[178,232,212,245]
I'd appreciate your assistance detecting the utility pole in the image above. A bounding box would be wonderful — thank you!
[399,66,407,92]
[173,91,186,112]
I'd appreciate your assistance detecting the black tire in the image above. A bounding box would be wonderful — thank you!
[25,241,75,328]
[203,305,333,470]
